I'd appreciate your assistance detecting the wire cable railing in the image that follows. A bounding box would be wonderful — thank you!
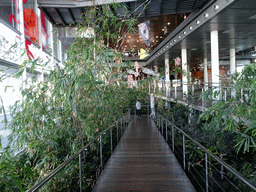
[27,111,131,192]
[149,82,249,111]
[155,113,256,192]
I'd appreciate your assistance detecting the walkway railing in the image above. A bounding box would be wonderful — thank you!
[149,82,248,111]
[27,112,131,192]
[156,113,256,192]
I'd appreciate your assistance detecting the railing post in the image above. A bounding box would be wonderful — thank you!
[160,116,162,131]
[220,154,224,180]
[205,153,208,192]
[110,128,113,154]
[183,134,185,170]
[202,88,204,110]
[166,121,168,141]
[225,90,227,103]
[241,88,244,102]
[121,118,123,135]
[79,153,82,192]
[220,86,222,101]
[158,115,161,129]
[175,86,177,98]
[100,136,103,172]
[116,121,118,142]
[162,118,164,134]
[172,125,174,152]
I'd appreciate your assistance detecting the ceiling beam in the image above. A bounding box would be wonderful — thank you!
[40,7,55,26]
[192,0,200,11]
[68,8,76,24]
[176,0,182,13]
[159,0,163,16]
[54,8,67,25]
[38,0,136,8]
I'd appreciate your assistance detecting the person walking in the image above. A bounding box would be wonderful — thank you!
[150,100,155,119]
[136,100,141,118]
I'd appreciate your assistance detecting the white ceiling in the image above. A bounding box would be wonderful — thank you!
[145,0,256,68]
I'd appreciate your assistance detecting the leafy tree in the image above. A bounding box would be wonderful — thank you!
[0,3,148,191]
[198,63,256,184]
[199,63,256,153]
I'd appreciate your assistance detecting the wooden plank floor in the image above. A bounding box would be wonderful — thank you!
[92,116,196,192]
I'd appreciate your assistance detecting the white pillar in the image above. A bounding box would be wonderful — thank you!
[19,0,25,61]
[58,39,62,64]
[154,65,158,73]
[182,49,188,95]
[230,48,236,98]
[165,56,170,81]
[204,57,208,88]
[230,48,236,75]
[165,54,170,96]
[19,0,26,91]
[37,73,44,83]
[211,31,220,88]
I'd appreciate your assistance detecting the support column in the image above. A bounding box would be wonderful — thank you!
[230,48,236,75]
[204,58,208,88]
[182,49,188,95]
[50,23,55,70]
[155,65,161,92]
[230,48,236,98]
[37,73,44,83]
[58,39,62,64]
[165,54,170,96]
[203,47,208,89]
[19,0,26,91]
[211,31,220,89]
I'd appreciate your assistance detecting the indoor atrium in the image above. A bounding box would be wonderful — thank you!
[1,0,256,191]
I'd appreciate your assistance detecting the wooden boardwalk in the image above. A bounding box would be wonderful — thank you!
[93,116,195,192]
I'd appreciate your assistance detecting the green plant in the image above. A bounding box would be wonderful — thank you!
[200,63,256,153]
[0,3,148,191]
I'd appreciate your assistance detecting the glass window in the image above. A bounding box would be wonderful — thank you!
[23,0,39,44]
[0,0,20,30]
[41,12,50,52]
[53,27,60,60]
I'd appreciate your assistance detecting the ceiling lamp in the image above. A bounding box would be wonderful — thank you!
[214,5,219,10]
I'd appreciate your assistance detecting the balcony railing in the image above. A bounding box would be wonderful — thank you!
[155,113,256,192]
[149,81,248,111]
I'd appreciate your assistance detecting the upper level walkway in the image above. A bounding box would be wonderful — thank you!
[93,115,195,191]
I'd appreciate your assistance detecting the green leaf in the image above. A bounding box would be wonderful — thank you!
[4,85,13,92]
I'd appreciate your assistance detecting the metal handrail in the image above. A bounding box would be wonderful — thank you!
[157,114,256,191]
[27,112,131,192]
[150,81,248,111]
